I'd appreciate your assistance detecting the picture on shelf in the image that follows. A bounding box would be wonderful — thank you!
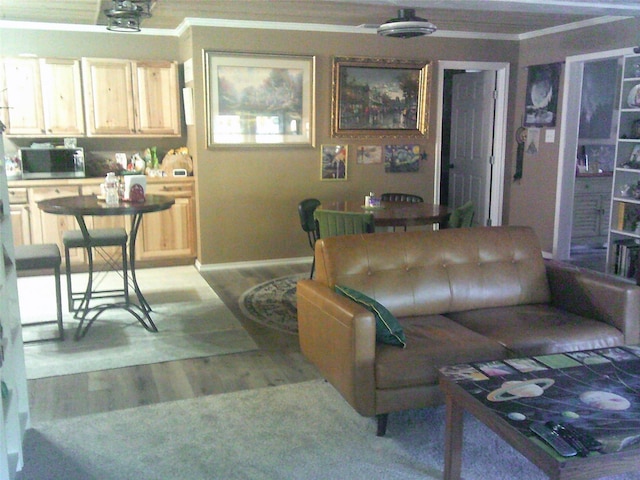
[625,145,640,169]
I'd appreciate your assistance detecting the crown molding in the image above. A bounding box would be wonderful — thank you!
[516,15,630,40]
[0,20,178,37]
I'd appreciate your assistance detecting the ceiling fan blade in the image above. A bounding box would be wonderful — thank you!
[356,23,380,29]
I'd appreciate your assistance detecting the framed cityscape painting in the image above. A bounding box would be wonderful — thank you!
[331,56,431,137]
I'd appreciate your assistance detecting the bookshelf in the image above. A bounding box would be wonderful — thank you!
[608,54,640,281]
[0,132,30,478]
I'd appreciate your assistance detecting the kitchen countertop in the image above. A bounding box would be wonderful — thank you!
[8,176,194,188]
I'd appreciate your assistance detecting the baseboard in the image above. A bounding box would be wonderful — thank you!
[197,256,312,272]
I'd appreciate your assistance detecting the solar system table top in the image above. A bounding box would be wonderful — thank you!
[439,346,640,456]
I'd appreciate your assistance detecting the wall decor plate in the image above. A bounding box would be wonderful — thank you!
[627,84,640,107]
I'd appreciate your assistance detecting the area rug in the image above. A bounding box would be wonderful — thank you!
[18,379,640,480]
[20,266,258,379]
[238,273,306,334]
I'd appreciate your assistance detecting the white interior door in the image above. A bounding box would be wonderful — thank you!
[448,70,497,227]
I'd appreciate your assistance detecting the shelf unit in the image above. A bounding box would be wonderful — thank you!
[608,54,640,280]
[0,132,30,479]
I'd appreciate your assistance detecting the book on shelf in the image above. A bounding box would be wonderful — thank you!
[614,238,640,278]
[617,202,640,231]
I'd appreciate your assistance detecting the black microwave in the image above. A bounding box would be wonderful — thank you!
[19,147,85,179]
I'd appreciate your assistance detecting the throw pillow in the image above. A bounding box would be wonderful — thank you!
[334,284,406,348]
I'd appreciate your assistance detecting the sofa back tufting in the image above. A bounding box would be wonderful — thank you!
[313,226,551,317]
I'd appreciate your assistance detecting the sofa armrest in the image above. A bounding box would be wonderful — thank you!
[297,279,377,416]
[544,260,640,344]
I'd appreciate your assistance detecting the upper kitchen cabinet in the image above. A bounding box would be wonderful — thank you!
[0,57,84,136]
[82,58,181,137]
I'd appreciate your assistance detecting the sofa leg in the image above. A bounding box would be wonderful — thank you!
[376,414,388,436]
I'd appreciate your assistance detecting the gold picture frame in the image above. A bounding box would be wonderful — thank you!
[204,51,316,147]
[331,56,431,138]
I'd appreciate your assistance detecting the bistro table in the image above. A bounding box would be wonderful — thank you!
[38,194,175,339]
[317,200,450,229]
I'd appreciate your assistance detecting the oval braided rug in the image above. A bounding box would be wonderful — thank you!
[238,274,306,334]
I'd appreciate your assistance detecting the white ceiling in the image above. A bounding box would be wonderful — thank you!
[1,0,640,38]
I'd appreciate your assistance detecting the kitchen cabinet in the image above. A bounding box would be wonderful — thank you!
[82,58,180,137]
[607,53,640,279]
[0,57,84,136]
[0,134,30,480]
[136,181,195,261]
[572,175,611,245]
[7,188,30,247]
[28,185,84,265]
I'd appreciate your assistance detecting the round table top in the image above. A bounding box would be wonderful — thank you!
[318,200,450,227]
[38,194,175,216]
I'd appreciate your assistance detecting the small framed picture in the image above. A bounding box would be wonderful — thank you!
[356,145,382,164]
[321,145,348,180]
[384,145,420,173]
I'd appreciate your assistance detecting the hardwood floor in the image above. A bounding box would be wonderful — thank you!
[27,262,322,423]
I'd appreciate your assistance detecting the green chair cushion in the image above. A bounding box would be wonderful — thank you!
[448,201,474,228]
[335,285,406,348]
[314,210,374,237]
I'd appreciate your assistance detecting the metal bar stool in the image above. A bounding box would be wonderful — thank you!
[63,228,129,315]
[14,243,64,342]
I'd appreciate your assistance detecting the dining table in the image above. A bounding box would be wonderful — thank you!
[37,194,175,339]
[317,200,450,230]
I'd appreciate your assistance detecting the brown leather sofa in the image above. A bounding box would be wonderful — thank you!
[297,226,640,435]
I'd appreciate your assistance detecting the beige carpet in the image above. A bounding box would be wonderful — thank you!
[19,265,258,379]
[18,379,640,480]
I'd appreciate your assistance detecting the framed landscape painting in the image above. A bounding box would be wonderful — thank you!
[205,51,316,147]
[331,56,431,137]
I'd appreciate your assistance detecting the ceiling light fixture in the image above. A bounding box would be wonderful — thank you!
[105,0,152,33]
[377,9,437,39]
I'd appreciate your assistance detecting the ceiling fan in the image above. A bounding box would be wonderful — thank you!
[359,8,437,39]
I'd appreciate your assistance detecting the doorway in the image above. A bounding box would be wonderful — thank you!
[435,62,510,227]
[555,48,629,273]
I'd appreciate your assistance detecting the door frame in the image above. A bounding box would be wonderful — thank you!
[434,61,510,226]
[554,47,631,260]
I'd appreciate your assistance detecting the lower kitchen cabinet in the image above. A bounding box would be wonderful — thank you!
[29,185,84,265]
[137,182,195,261]
[7,188,30,246]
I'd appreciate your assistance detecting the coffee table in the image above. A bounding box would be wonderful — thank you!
[438,347,640,480]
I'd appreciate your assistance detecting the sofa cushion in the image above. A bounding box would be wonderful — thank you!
[335,284,406,347]
[314,226,552,318]
[375,314,507,390]
[447,304,625,356]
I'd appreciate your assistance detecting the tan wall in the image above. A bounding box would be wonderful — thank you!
[185,26,518,264]
[508,17,640,252]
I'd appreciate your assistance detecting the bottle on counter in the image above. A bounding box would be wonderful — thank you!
[104,172,120,205]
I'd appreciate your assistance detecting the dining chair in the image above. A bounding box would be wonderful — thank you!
[447,201,475,228]
[63,228,129,314]
[15,244,64,342]
[314,209,375,238]
[298,198,321,278]
[381,193,424,231]
[380,193,424,203]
